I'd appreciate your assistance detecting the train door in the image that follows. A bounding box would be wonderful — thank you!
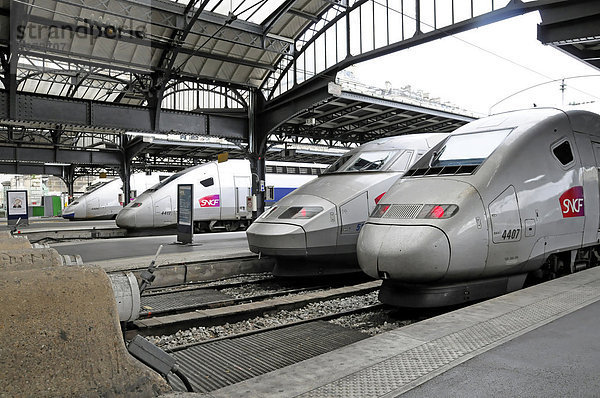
[234,175,251,218]
[340,192,369,235]
[153,196,173,226]
[197,175,220,221]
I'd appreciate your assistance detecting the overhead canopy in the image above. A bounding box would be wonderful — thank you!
[538,0,600,71]
[1,0,346,104]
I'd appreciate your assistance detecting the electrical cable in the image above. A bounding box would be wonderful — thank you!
[370,0,600,102]
[173,369,195,392]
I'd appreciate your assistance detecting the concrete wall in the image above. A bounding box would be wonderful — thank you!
[0,236,171,397]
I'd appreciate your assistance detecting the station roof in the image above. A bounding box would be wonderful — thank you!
[1,0,346,104]
[537,1,600,72]
[0,0,598,175]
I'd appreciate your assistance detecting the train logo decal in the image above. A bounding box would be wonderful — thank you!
[560,186,584,218]
[199,194,220,207]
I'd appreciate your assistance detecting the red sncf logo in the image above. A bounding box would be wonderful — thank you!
[560,186,584,218]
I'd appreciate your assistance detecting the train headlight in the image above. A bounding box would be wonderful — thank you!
[130,202,143,208]
[417,204,459,219]
[370,204,391,218]
[278,206,323,219]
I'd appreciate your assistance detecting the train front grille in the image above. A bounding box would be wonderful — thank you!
[383,204,423,219]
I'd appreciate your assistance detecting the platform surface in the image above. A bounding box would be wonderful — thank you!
[186,267,600,398]
[402,299,600,397]
[0,218,118,232]
[51,231,252,271]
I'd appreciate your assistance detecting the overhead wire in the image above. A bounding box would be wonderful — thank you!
[370,0,600,102]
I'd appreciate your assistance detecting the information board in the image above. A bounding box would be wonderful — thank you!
[6,190,29,226]
[177,184,193,244]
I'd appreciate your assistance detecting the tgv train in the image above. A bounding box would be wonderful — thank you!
[116,160,326,231]
[246,133,447,276]
[62,173,169,220]
[358,108,600,307]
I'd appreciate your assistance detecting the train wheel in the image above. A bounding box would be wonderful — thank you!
[225,221,239,232]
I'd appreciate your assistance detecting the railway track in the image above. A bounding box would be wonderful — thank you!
[132,278,381,336]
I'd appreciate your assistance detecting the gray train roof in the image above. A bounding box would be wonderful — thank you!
[455,108,600,137]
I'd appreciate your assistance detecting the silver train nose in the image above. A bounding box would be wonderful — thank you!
[357,224,450,282]
[246,223,308,256]
[115,208,135,228]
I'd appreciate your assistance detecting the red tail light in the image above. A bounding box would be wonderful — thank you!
[375,192,386,204]
[431,205,445,218]
[417,204,459,219]
[278,206,323,219]
[371,204,390,218]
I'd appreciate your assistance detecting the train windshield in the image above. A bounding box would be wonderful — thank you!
[323,153,354,174]
[77,181,111,197]
[324,150,403,174]
[146,169,188,191]
[430,129,512,167]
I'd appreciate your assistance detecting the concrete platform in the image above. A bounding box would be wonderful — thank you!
[0,219,126,240]
[51,231,251,269]
[182,267,600,398]
[51,231,275,286]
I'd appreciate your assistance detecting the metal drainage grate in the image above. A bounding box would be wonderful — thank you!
[140,289,233,315]
[170,321,368,393]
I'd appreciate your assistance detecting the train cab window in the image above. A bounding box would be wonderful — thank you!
[388,150,413,172]
[324,153,354,174]
[200,177,214,187]
[552,140,574,166]
[346,150,396,171]
[430,129,511,168]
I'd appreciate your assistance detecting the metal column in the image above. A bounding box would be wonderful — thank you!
[249,89,267,217]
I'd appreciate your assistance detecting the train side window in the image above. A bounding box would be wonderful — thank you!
[551,140,574,167]
[200,177,214,187]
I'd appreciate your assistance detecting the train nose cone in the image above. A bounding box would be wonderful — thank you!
[246,223,307,256]
[115,209,135,228]
[357,224,450,282]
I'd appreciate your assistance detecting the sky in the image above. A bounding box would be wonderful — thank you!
[352,12,600,117]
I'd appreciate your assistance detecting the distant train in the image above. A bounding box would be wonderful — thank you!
[246,133,447,276]
[62,173,169,220]
[358,108,600,307]
[116,160,327,232]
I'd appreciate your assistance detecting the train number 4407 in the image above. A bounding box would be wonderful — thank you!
[501,229,520,240]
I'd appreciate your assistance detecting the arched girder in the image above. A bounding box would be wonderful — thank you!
[162,80,249,110]
[263,0,570,101]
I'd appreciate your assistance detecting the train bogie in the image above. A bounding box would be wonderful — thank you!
[357,108,600,307]
[246,133,447,277]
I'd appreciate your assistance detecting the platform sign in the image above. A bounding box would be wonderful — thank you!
[177,184,193,244]
[6,190,29,226]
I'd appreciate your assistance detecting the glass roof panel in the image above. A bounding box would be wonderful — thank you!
[202,0,288,25]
